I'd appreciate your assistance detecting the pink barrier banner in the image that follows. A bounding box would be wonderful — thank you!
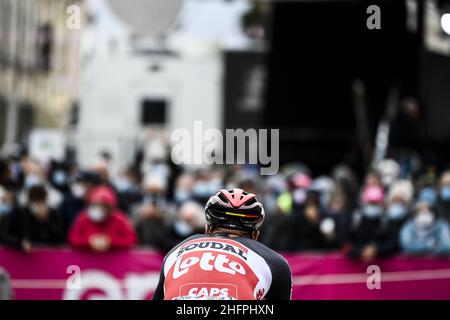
[0,247,450,299]
[0,247,164,300]
[285,253,450,300]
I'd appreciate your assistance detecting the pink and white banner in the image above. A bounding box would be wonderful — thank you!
[285,253,450,299]
[0,247,449,299]
[0,247,163,300]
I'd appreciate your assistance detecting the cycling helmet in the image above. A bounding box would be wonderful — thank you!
[205,188,265,232]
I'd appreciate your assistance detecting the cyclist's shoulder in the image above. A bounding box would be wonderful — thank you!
[164,234,206,260]
[234,238,290,268]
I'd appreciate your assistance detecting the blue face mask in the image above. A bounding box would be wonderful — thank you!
[52,170,68,186]
[363,204,383,218]
[193,182,211,198]
[419,187,437,207]
[0,203,12,216]
[174,220,193,237]
[174,189,191,204]
[24,174,42,189]
[144,193,167,209]
[440,186,450,202]
[115,178,133,193]
[387,203,407,220]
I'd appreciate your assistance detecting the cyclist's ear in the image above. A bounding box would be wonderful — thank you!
[251,230,260,241]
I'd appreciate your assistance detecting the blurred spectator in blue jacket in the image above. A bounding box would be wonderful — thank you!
[400,200,450,256]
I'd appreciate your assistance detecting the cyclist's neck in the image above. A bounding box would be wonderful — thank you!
[213,232,241,238]
[211,229,249,239]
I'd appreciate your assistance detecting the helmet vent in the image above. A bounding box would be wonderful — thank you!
[245,197,257,205]
[218,193,227,202]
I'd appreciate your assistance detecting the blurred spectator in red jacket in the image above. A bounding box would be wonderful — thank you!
[68,186,136,252]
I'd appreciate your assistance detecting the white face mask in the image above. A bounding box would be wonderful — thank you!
[47,189,63,209]
[88,206,106,222]
[71,184,86,199]
[174,220,194,237]
[414,211,434,229]
[320,218,335,234]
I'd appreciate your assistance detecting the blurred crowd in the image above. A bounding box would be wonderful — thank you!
[1,148,450,262]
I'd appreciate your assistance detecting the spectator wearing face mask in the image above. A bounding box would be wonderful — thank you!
[262,174,287,216]
[321,188,352,249]
[134,173,174,222]
[135,200,170,251]
[114,168,143,214]
[191,169,223,205]
[92,153,112,186]
[385,181,413,222]
[260,175,291,251]
[437,171,450,223]
[376,159,400,189]
[311,176,336,209]
[363,170,384,189]
[372,180,413,257]
[17,159,64,211]
[141,174,169,209]
[48,161,71,194]
[0,186,31,251]
[173,173,195,206]
[400,200,450,255]
[331,164,359,211]
[277,172,312,215]
[287,188,328,251]
[346,185,386,262]
[167,201,206,248]
[68,186,137,252]
[58,171,101,232]
[22,185,65,246]
[418,186,438,208]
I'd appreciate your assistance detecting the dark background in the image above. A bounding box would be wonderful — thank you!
[264,0,433,175]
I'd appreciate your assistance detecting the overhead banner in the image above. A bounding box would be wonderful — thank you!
[0,247,449,300]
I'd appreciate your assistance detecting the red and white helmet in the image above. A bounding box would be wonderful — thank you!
[205,188,265,232]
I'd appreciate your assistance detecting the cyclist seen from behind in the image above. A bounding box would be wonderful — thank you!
[153,188,292,300]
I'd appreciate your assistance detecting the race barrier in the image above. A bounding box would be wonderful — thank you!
[0,246,449,299]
